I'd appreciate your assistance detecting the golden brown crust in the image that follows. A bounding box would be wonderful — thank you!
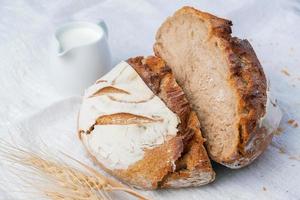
[95,112,163,125]
[154,6,268,167]
[115,136,184,189]
[126,56,215,188]
[127,56,191,138]
[79,56,214,189]
[226,37,268,167]
[89,86,130,98]
[160,111,215,188]
[81,132,184,189]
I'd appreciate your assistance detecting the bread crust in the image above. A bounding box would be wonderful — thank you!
[154,6,268,168]
[79,56,215,189]
[127,56,215,188]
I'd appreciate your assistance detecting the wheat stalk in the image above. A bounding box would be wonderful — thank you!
[0,140,151,200]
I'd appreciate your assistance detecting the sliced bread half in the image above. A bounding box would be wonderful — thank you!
[154,7,281,168]
[78,56,215,189]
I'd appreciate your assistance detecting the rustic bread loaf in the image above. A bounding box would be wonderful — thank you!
[154,6,281,168]
[78,56,215,189]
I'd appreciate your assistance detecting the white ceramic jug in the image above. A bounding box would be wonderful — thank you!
[50,20,112,96]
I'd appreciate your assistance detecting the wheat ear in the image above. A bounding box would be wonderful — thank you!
[0,140,151,200]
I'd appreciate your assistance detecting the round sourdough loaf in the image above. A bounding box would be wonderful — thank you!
[78,56,215,189]
[154,6,282,168]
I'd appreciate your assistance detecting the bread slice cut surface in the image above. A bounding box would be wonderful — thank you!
[154,7,280,168]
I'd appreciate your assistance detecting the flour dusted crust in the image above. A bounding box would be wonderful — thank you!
[154,7,280,168]
[78,56,215,189]
[127,56,215,188]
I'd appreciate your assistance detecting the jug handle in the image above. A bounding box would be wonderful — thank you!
[98,20,108,39]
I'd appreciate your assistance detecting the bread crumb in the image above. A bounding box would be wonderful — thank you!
[289,155,300,161]
[278,147,286,154]
[281,69,290,76]
[263,187,267,191]
[287,119,298,128]
[271,142,286,154]
[288,119,295,124]
[273,127,283,135]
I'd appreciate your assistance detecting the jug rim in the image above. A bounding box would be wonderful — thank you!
[55,21,106,56]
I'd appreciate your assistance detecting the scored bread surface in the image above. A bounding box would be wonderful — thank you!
[154,6,270,168]
[78,56,215,189]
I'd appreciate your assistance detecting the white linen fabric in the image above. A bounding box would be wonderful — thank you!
[0,0,299,199]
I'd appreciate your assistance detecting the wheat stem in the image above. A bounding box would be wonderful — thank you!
[0,140,151,200]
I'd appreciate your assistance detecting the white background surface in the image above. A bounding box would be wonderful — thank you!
[0,0,300,199]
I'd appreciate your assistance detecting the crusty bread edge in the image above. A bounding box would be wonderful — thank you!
[127,56,215,187]
[78,56,215,189]
[154,6,268,168]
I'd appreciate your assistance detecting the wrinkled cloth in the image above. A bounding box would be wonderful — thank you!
[0,0,300,199]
